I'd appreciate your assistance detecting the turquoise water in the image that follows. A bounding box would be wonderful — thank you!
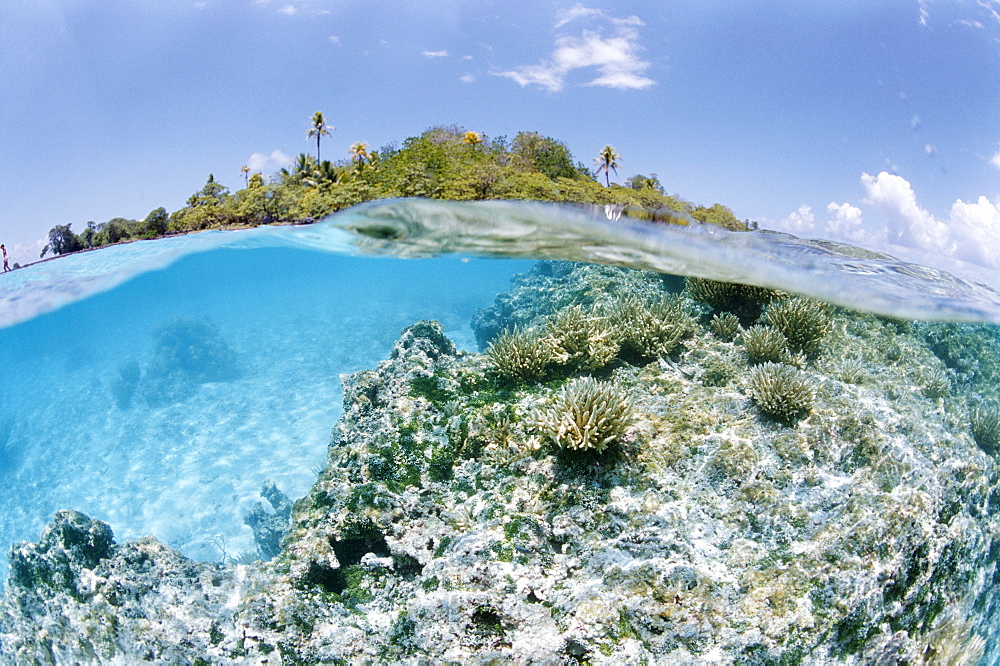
[0,236,531,578]
[0,198,998,594]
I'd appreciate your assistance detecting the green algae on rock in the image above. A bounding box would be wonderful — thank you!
[2,263,999,664]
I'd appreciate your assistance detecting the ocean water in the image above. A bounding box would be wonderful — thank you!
[0,198,998,595]
[0,224,531,578]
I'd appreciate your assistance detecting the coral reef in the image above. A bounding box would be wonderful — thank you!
[684,277,781,324]
[244,481,294,561]
[3,264,1000,665]
[112,316,242,408]
[544,304,618,372]
[487,324,552,383]
[607,294,694,361]
[529,376,634,452]
[742,324,789,365]
[709,311,741,341]
[970,402,1000,456]
[761,296,832,358]
[744,361,815,423]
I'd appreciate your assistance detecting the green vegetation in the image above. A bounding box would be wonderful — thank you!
[40,118,749,259]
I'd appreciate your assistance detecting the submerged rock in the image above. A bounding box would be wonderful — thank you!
[2,264,999,664]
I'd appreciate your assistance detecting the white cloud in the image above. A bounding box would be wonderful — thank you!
[496,8,654,92]
[860,171,1000,268]
[924,144,937,157]
[329,35,341,45]
[459,73,475,83]
[422,50,448,58]
[247,150,293,173]
[862,171,950,251]
[777,205,816,234]
[555,4,604,28]
[826,202,865,240]
[946,196,1000,267]
[279,4,296,16]
[990,150,1000,169]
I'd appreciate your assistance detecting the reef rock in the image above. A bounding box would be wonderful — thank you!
[2,263,999,664]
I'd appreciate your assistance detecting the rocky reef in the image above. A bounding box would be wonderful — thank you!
[2,261,999,664]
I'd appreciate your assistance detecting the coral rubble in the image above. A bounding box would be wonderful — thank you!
[2,262,999,664]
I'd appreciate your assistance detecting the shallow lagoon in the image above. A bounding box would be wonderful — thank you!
[0,200,998,662]
[0,242,531,576]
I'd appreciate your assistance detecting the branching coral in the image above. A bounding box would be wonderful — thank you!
[709,312,741,341]
[761,297,832,358]
[684,277,781,323]
[607,294,694,360]
[970,402,1000,455]
[487,325,553,383]
[742,324,789,365]
[531,377,634,452]
[544,304,618,372]
[745,362,815,424]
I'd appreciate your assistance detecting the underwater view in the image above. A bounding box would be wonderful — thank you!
[0,200,999,663]
[3,1,1000,663]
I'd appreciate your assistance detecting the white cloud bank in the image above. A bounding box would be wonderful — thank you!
[769,172,1000,277]
[496,5,654,92]
[247,150,293,173]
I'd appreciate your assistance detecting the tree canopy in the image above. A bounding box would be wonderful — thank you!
[40,123,749,259]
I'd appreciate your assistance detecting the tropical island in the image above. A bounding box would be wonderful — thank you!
[38,113,748,259]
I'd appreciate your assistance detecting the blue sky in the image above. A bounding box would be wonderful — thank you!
[1,0,999,283]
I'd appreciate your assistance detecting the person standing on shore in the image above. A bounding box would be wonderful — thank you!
[1,244,10,272]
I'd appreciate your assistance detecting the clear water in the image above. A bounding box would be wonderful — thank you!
[0,230,531,578]
[0,198,997,583]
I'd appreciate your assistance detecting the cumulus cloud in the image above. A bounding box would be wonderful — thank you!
[861,171,951,251]
[826,202,865,240]
[767,172,1000,274]
[247,150,292,173]
[496,6,654,92]
[778,205,816,234]
[860,171,1000,269]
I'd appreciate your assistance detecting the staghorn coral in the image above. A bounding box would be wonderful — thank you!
[531,376,634,452]
[745,361,815,424]
[761,296,832,358]
[607,294,694,361]
[544,304,618,372]
[741,324,789,365]
[709,312,741,341]
[970,402,1000,455]
[487,325,553,383]
[684,277,781,323]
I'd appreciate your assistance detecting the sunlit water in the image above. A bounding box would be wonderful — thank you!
[0,198,998,584]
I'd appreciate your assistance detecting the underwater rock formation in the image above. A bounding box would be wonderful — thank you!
[2,263,999,664]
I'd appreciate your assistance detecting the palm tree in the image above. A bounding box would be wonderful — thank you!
[462,131,483,146]
[240,165,250,188]
[595,145,621,187]
[349,142,370,173]
[306,111,333,163]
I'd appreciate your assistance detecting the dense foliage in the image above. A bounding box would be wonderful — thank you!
[40,124,747,258]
